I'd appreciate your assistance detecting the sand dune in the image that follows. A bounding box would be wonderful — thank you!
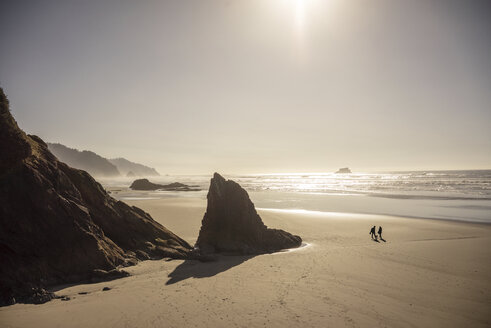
[1,197,490,328]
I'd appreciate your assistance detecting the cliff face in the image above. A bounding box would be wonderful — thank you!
[0,89,191,306]
[47,143,121,177]
[195,173,302,255]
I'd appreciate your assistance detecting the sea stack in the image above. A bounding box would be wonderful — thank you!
[195,173,302,255]
[130,179,200,191]
[0,89,191,306]
[335,167,352,174]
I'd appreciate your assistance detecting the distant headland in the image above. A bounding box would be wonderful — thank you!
[47,143,159,177]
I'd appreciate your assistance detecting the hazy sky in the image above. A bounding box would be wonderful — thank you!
[1,0,490,174]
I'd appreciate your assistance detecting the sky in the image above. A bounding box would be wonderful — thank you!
[1,0,490,174]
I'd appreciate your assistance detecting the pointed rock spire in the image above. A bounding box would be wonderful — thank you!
[196,173,302,254]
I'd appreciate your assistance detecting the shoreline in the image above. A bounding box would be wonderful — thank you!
[106,186,491,224]
[256,207,491,225]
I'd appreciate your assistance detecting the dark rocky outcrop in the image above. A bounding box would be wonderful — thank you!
[335,167,352,174]
[0,89,191,306]
[109,158,160,176]
[195,173,302,255]
[130,179,200,191]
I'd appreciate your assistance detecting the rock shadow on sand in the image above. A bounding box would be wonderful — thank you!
[166,255,255,285]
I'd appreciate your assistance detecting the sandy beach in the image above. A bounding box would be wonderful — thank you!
[1,197,490,328]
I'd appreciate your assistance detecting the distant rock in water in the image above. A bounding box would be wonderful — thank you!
[47,143,121,177]
[195,173,302,255]
[335,167,352,174]
[130,179,200,191]
[0,88,191,306]
[109,158,159,176]
[127,171,136,177]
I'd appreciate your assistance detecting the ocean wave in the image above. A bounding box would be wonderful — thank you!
[233,170,491,200]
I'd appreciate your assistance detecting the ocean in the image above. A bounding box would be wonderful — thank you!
[102,170,491,224]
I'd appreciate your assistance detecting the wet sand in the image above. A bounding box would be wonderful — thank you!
[1,197,490,327]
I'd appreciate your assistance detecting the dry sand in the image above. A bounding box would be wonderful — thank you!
[1,197,490,328]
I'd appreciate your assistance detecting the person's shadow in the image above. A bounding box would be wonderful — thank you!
[372,238,380,243]
[166,254,255,285]
[380,238,386,242]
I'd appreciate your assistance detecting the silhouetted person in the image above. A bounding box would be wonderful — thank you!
[378,226,386,242]
[369,226,377,240]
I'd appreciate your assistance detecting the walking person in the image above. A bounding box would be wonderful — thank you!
[369,226,377,240]
[378,226,386,242]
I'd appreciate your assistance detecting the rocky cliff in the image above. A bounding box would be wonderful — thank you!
[0,89,191,306]
[195,173,302,255]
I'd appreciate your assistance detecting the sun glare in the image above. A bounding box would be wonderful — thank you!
[295,0,306,31]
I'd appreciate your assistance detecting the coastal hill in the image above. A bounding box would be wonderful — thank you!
[47,143,120,177]
[0,89,191,306]
[47,143,160,178]
[109,157,159,176]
